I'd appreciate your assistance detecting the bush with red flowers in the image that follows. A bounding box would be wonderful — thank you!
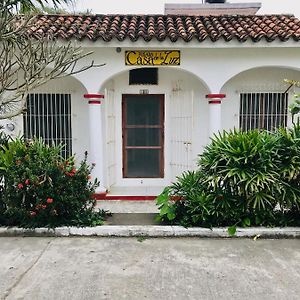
[0,129,11,222]
[0,138,105,228]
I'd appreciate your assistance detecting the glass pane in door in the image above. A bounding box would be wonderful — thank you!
[127,128,160,146]
[126,97,160,125]
[127,149,160,177]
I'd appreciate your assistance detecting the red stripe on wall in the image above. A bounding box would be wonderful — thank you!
[84,94,105,99]
[206,94,226,99]
[94,194,157,201]
[88,100,101,104]
[208,100,221,104]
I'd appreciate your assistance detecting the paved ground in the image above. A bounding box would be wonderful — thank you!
[0,238,299,300]
[96,200,158,213]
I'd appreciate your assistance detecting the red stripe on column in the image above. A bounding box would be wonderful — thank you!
[206,94,226,99]
[88,100,101,104]
[84,94,104,99]
[209,100,221,104]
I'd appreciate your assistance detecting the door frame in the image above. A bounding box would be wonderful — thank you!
[122,94,165,178]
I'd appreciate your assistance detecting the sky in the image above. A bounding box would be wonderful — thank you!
[72,0,300,18]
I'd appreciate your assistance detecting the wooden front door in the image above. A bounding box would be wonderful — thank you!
[122,94,164,178]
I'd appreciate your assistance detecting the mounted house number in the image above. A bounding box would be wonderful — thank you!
[125,50,180,66]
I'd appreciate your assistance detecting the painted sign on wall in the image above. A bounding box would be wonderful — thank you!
[125,50,180,66]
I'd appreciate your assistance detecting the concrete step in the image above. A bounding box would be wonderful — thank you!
[108,186,164,196]
[96,200,159,213]
[105,213,159,225]
[96,200,160,225]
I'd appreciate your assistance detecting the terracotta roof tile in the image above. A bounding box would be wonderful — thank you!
[27,14,300,43]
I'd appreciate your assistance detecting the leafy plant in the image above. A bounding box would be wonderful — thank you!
[200,129,280,212]
[289,93,300,124]
[275,124,300,211]
[157,171,204,224]
[0,138,105,228]
[0,128,12,221]
[157,127,300,231]
[157,171,244,227]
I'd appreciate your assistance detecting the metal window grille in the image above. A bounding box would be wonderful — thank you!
[240,93,288,131]
[23,93,72,159]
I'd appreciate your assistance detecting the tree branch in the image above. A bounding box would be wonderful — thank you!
[0,14,103,120]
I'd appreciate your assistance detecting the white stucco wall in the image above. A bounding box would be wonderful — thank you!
[71,44,300,95]
[101,68,210,188]
[221,67,300,131]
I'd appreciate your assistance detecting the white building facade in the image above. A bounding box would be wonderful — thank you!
[5,14,300,197]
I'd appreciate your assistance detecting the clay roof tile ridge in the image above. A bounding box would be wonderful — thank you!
[25,14,300,43]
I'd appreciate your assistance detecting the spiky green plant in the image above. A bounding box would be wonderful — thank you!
[157,127,300,230]
[200,129,280,211]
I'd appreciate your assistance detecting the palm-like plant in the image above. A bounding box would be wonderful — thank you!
[199,129,282,212]
[1,0,72,13]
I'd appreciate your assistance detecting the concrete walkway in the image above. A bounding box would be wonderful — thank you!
[0,237,299,300]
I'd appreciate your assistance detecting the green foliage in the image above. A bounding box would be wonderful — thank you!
[136,236,148,243]
[2,0,71,13]
[200,129,280,211]
[0,138,105,228]
[0,128,12,220]
[0,128,12,148]
[156,170,254,228]
[275,124,300,210]
[289,93,300,124]
[157,127,300,231]
[227,226,237,236]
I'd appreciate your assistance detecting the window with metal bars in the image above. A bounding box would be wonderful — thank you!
[23,93,72,159]
[239,93,288,131]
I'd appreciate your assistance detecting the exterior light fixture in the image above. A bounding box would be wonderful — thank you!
[6,123,15,131]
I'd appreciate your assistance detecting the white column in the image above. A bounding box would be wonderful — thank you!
[206,94,226,137]
[84,93,106,194]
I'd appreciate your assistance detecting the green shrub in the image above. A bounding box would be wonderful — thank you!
[0,128,12,222]
[157,171,207,225]
[157,171,257,228]
[0,138,105,228]
[157,128,300,229]
[276,124,300,210]
[200,129,281,212]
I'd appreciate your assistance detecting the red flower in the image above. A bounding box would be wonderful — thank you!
[17,183,24,189]
[25,179,30,185]
[46,198,53,204]
[42,205,47,209]
[65,172,74,177]
[30,211,37,217]
[87,175,92,180]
